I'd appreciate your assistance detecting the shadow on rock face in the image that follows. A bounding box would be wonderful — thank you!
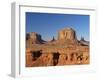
[31,50,42,61]
[53,52,60,66]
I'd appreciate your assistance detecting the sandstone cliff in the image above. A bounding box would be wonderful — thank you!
[58,28,77,40]
[26,32,46,45]
[26,27,89,67]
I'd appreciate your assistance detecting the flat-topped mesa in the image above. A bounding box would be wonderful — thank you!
[26,32,44,44]
[58,28,77,41]
[30,32,41,41]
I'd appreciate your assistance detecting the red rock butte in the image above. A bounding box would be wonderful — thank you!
[26,27,89,67]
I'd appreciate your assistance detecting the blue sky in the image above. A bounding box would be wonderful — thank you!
[26,12,89,41]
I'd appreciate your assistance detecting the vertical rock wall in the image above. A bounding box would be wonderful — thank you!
[58,28,77,40]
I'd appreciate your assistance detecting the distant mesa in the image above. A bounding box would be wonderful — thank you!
[26,27,89,46]
[26,27,89,67]
[58,28,77,40]
[26,32,46,44]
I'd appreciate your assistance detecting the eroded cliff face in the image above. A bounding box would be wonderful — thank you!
[26,28,89,67]
[26,32,46,47]
[58,28,77,40]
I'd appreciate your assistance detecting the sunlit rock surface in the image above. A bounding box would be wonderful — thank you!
[26,28,89,67]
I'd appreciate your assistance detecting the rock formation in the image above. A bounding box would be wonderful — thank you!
[26,27,89,67]
[26,32,45,45]
[58,28,77,40]
[79,37,89,46]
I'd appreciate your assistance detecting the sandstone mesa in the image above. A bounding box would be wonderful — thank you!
[26,27,89,67]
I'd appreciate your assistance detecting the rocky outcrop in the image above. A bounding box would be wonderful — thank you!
[26,27,89,67]
[79,37,89,46]
[58,28,77,40]
[26,32,45,44]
